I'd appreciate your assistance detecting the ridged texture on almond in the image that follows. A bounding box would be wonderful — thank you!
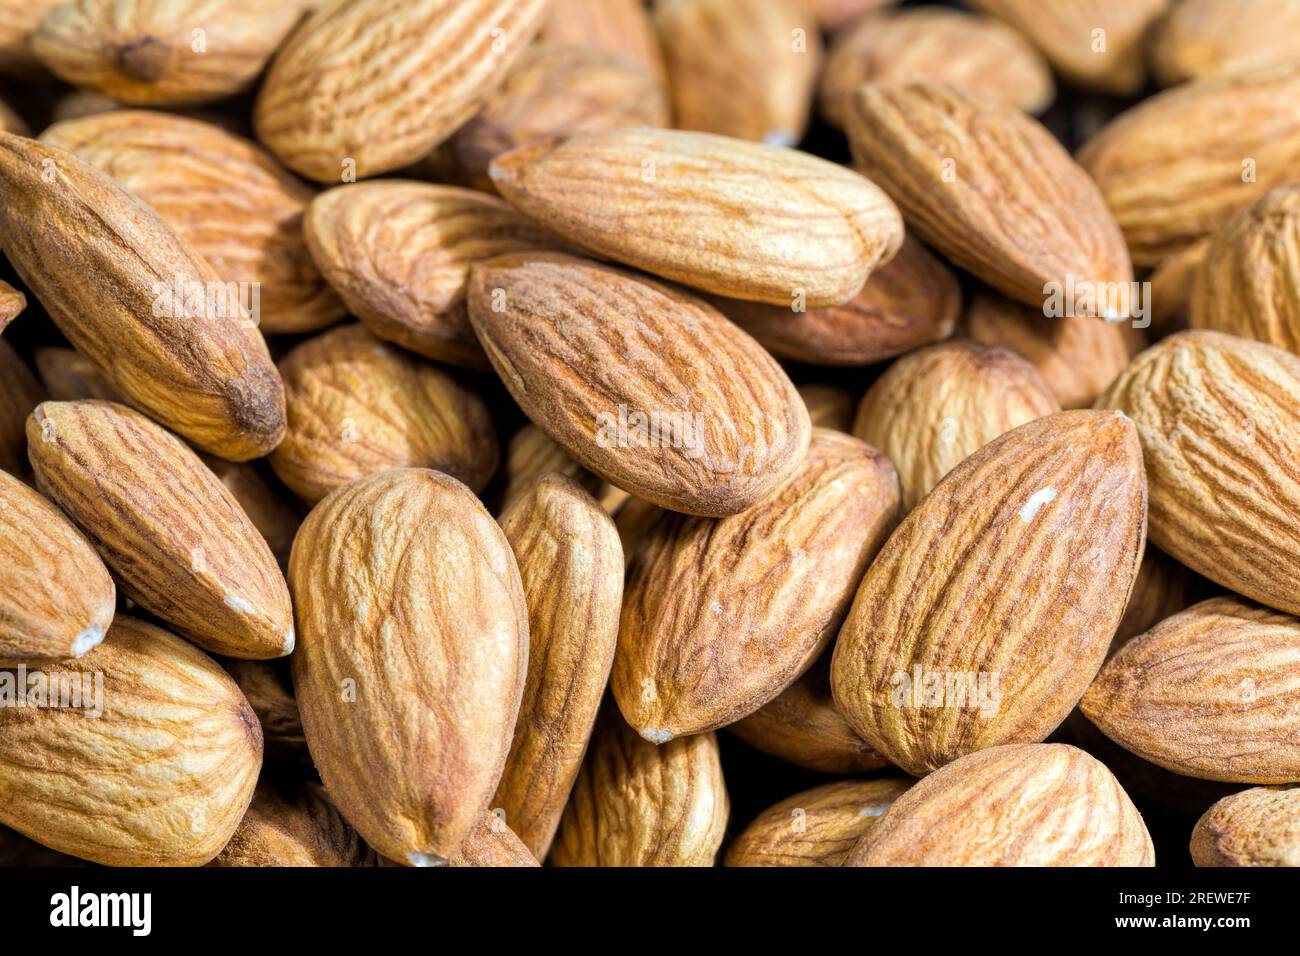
[655,0,822,146]
[1150,0,1300,87]
[1082,597,1300,784]
[714,236,959,366]
[27,401,294,659]
[213,780,375,867]
[494,475,624,860]
[0,470,114,661]
[550,712,728,866]
[852,340,1060,510]
[468,252,810,516]
[255,0,550,182]
[289,469,528,866]
[304,181,560,367]
[204,458,301,571]
[42,111,343,335]
[0,336,45,479]
[1191,185,1300,353]
[967,0,1169,95]
[725,778,911,867]
[33,347,119,403]
[449,814,541,867]
[845,744,1155,866]
[451,43,669,191]
[965,291,1146,409]
[270,325,497,504]
[1111,547,1196,652]
[1191,785,1300,867]
[32,0,312,104]
[500,424,615,513]
[0,0,61,74]
[614,429,899,740]
[1098,330,1300,615]
[0,616,262,866]
[223,660,306,759]
[1148,239,1208,336]
[820,8,1053,128]
[832,410,1147,776]
[488,128,904,307]
[1078,63,1300,267]
[541,0,664,82]
[0,134,284,461]
[848,83,1131,310]
[728,655,888,774]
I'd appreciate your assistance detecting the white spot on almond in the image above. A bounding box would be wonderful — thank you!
[1018,488,1057,522]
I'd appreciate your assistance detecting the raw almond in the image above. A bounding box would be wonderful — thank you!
[0,279,24,330]
[0,616,262,866]
[499,424,619,514]
[467,252,810,516]
[289,468,529,866]
[1191,785,1300,867]
[450,813,540,867]
[1111,547,1196,651]
[269,324,498,504]
[487,127,904,307]
[28,400,294,660]
[1148,239,1208,336]
[613,429,899,740]
[494,474,624,860]
[809,0,895,32]
[541,0,665,83]
[255,0,551,182]
[203,457,302,571]
[212,780,376,868]
[1149,0,1300,87]
[0,335,45,479]
[1098,330,1300,615]
[0,0,61,75]
[796,384,857,434]
[847,83,1132,311]
[223,660,306,760]
[832,410,1147,776]
[852,340,1060,510]
[33,347,119,403]
[1081,597,1300,784]
[844,743,1155,866]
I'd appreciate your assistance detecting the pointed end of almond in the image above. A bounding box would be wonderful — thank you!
[70,624,105,659]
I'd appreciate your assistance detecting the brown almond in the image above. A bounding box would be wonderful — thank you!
[0,1,61,75]
[1149,239,1209,337]
[1191,785,1300,867]
[796,384,858,434]
[33,347,120,403]
[810,0,895,33]
[222,660,306,760]
[450,813,541,867]
[1149,0,1300,87]
[212,780,376,867]
[0,278,24,330]
[203,458,302,571]
[541,0,665,83]
[499,424,618,514]
[0,335,45,479]
[1111,547,1197,652]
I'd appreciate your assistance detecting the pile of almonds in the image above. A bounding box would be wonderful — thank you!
[0,0,1297,869]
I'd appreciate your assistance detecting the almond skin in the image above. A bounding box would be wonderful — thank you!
[33,347,119,403]
[467,252,810,517]
[203,458,302,571]
[0,279,24,330]
[289,468,529,866]
[255,0,551,182]
[0,133,285,462]
[0,336,46,480]
[832,410,1147,776]
[844,744,1155,866]
[0,0,62,75]
[223,660,306,761]
[1149,0,1300,87]
[1082,597,1300,784]
[270,325,498,505]
[303,181,560,368]
[713,236,960,367]
[796,384,858,434]
[847,82,1132,311]
[27,400,294,660]
[613,429,900,741]
[0,469,114,662]
[1111,547,1197,652]
[655,0,822,146]
[1098,330,1300,616]
[488,127,904,308]
[725,778,911,868]
[0,616,262,867]
[1191,785,1300,867]
[852,340,1060,511]
[450,813,541,867]
[499,424,618,514]
[1078,62,1300,266]
[494,474,624,860]
[1191,184,1300,353]
[212,780,376,867]
[42,110,344,335]
[541,0,664,83]
[1149,239,1208,336]
[550,712,728,867]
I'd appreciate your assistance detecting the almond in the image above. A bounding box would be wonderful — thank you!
[0,133,285,461]
[203,457,302,571]
[213,780,376,868]
[467,252,810,516]
[487,128,904,307]
[255,0,551,182]
[1191,785,1300,867]
[655,0,822,147]
[1098,330,1300,616]
[713,236,960,367]
[0,335,45,480]
[0,615,262,866]
[494,474,624,860]
[288,468,529,866]
[222,660,306,761]
[450,813,541,867]
[847,83,1132,311]
[1081,597,1300,784]
[541,0,665,83]
[1111,547,1197,651]
[725,778,912,868]
[852,340,1060,510]
[27,400,294,660]
[844,743,1155,866]
[832,410,1147,776]
[269,325,498,504]
[303,181,561,368]
[796,384,857,434]
[0,469,114,661]
[41,110,344,335]
[0,278,24,330]
[1147,239,1205,339]
[550,711,728,867]
[613,429,899,740]
[499,424,620,514]
[1149,0,1300,87]
[33,347,119,403]
[0,0,61,75]
[809,0,894,33]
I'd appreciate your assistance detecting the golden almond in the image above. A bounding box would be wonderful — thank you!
[541,0,665,83]
[1191,785,1300,867]
[0,0,61,75]
[1149,238,1209,337]
[203,457,302,571]
[213,780,376,868]
[1111,547,1197,652]
[809,0,894,33]
[499,424,619,514]
[450,813,540,868]
[1149,0,1300,87]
